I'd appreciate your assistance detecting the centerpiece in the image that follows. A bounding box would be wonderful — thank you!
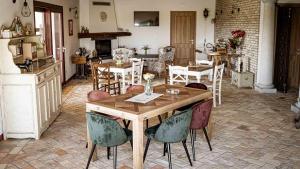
[114,52,124,65]
[142,45,151,55]
[228,30,246,53]
[143,73,155,95]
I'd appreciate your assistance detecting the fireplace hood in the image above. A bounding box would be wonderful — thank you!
[78,32,131,40]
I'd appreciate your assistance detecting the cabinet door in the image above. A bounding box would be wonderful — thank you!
[47,76,56,121]
[37,83,49,132]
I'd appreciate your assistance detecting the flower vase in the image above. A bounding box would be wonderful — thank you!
[145,79,153,95]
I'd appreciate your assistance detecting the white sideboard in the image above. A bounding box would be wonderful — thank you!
[0,36,62,139]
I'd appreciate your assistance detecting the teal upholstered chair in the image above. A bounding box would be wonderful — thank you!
[143,109,193,169]
[86,112,132,169]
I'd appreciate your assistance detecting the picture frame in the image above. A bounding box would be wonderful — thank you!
[68,19,73,36]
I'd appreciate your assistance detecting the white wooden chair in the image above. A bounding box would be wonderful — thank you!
[131,59,144,85]
[206,64,225,107]
[196,60,214,81]
[169,65,189,85]
[112,48,133,63]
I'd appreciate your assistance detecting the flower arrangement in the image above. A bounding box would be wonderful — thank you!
[143,73,155,95]
[228,30,246,49]
[114,52,124,64]
[143,73,155,81]
[142,45,151,55]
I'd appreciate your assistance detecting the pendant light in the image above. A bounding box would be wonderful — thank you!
[21,0,31,17]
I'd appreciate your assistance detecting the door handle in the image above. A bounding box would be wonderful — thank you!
[190,40,194,44]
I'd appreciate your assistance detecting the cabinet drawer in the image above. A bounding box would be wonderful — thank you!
[37,73,46,84]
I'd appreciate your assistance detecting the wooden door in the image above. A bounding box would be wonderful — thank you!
[171,11,196,65]
[274,7,292,92]
[288,8,300,89]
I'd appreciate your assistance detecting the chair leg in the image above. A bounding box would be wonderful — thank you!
[203,128,212,151]
[143,138,151,162]
[191,130,196,161]
[113,146,117,169]
[218,87,222,105]
[122,120,130,129]
[107,147,110,160]
[182,140,193,166]
[163,143,167,156]
[167,143,172,169]
[86,144,96,169]
[130,140,133,150]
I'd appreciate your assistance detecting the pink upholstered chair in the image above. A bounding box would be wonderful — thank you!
[190,99,213,161]
[126,85,144,93]
[87,90,121,121]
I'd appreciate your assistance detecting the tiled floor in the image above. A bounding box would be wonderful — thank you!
[0,79,300,169]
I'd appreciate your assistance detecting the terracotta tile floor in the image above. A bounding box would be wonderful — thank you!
[0,79,300,169]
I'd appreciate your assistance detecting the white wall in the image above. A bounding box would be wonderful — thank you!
[79,0,216,54]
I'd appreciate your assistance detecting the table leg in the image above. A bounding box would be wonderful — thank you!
[132,118,144,169]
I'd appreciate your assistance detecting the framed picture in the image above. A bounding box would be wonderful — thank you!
[68,19,73,36]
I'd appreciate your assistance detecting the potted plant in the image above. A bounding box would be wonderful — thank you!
[228,30,246,53]
[142,45,151,55]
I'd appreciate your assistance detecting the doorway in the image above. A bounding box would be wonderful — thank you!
[170,11,196,66]
[274,6,300,92]
[34,1,66,84]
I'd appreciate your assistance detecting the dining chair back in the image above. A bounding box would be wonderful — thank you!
[155,108,193,143]
[112,48,133,63]
[212,64,225,107]
[164,60,174,84]
[87,112,128,147]
[185,83,208,90]
[86,112,132,169]
[87,90,111,102]
[190,99,214,161]
[126,85,144,93]
[131,59,144,85]
[190,99,213,129]
[92,63,120,95]
[143,109,193,169]
[169,65,189,85]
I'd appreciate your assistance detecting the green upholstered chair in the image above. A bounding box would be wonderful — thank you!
[86,112,132,169]
[143,108,193,169]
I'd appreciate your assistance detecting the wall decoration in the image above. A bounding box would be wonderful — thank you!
[203,8,209,18]
[100,11,108,22]
[21,0,31,17]
[68,19,73,36]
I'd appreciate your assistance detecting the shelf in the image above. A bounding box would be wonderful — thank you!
[78,32,132,40]
[0,35,41,41]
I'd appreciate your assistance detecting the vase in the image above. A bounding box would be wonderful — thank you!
[144,50,148,55]
[144,79,153,96]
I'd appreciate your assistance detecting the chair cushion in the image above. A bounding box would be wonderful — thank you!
[144,124,160,139]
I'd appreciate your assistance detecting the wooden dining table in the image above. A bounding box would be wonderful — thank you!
[86,84,212,169]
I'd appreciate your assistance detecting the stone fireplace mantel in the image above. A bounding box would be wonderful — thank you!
[78,32,131,40]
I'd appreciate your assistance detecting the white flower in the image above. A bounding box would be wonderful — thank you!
[143,73,155,80]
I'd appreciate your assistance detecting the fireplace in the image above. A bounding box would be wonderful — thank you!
[95,40,112,60]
